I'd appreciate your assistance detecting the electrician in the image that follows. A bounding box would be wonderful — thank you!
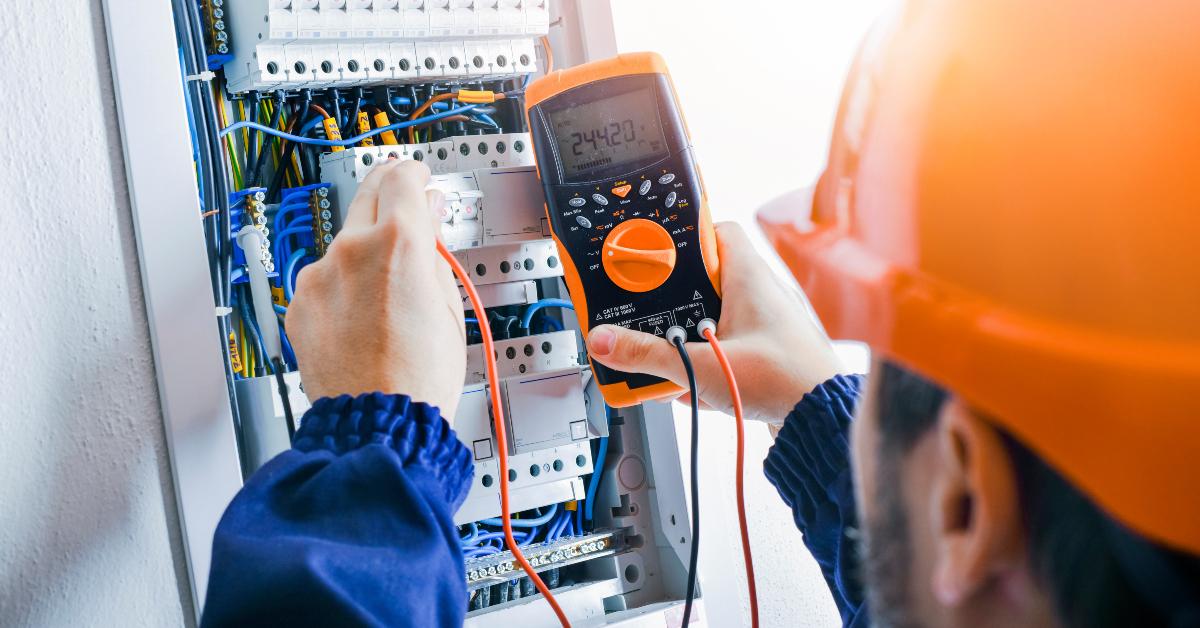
[200,1,1200,626]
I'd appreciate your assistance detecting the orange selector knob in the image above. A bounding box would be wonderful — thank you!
[601,218,678,292]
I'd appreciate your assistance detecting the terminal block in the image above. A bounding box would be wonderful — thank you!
[308,186,336,256]
[230,188,275,277]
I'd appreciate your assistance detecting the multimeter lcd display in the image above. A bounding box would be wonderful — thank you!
[549,88,668,179]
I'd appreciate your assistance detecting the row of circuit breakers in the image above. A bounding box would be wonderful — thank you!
[200,1,693,622]
[221,0,548,92]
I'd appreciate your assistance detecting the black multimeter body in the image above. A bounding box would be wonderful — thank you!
[527,54,722,407]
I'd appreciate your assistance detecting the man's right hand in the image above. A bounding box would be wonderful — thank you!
[586,222,845,423]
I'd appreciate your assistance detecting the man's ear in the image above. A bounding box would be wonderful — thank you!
[929,400,1022,606]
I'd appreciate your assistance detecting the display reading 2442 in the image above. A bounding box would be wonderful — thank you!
[569,120,637,156]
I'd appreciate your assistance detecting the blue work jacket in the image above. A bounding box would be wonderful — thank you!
[201,376,868,627]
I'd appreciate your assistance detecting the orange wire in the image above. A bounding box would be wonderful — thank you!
[436,240,572,627]
[407,93,459,142]
[702,327,760,628]
[540,35,555,74]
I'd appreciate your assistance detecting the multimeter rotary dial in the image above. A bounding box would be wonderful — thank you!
[601,218,677,292]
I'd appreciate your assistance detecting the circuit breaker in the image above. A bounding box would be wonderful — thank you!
[106,0,702,625]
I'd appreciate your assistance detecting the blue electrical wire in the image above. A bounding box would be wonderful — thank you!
[218,104,482,147]
[465,532,504,548]
[280,191,311,205]
[474,112,500,128]
[274,202,310,235]
[285,216,312,231]
[464,546,502,559]
[299,115,322,137]
[519,298,574,329]
[584,407,612,522]
[283,249,310,302]
[237,291,269,377]
[470,529,537,549]
[273,304,288,315]
[547,508,571,542]
[481,503,557,528]
[538,317,564,334]
[459,522,480,545]
[273,226,316,267]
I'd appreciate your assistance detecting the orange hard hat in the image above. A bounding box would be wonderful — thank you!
[759,0,1200,554]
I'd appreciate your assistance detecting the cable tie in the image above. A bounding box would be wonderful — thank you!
[186,70,216,83]
[215,306,233,317]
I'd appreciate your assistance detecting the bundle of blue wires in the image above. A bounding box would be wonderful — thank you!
[462,502,583,559]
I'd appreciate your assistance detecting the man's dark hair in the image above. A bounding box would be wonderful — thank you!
[875,360,1200,628]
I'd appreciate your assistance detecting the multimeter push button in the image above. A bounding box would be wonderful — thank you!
[612,184,632,198]
[576,215,592,228]
[592,193,609,206]
[639,179,652,196]
[568,197,586,208]
[601,218,677,293]
[665,191,677,208]
[658,173,676,185]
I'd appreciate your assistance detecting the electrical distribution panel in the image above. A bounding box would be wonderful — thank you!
[136,0,700,624]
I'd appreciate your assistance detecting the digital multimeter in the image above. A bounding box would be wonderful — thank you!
[526,52,722,408]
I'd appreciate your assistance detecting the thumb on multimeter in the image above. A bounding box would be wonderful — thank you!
[587,325,715,392]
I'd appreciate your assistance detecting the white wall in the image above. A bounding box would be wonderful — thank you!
[0,2,189,627]
[610,1,886,626]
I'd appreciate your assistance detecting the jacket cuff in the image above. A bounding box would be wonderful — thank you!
[763,374,865,526]
[293,393,474,510]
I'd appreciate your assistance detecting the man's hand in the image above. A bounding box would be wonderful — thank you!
[586,222,844,423]
[287,159,466,419]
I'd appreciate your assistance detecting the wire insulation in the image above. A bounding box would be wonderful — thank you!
[702,328,760,628]
[436,240,570,627]
[672,335,702,626]
[519,298,574,330]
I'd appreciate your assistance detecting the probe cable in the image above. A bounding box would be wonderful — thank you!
[666,326,703,627]
[698,319,760,628]
[436,240,572,627]
[273,359,296,440]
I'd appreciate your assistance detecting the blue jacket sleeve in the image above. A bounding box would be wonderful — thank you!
[762,374,869,628]
[201,393,475,628]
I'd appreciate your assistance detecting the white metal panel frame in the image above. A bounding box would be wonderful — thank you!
[100,0,244,623]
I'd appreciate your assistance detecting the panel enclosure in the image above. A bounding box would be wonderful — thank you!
[103,0,702,623]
